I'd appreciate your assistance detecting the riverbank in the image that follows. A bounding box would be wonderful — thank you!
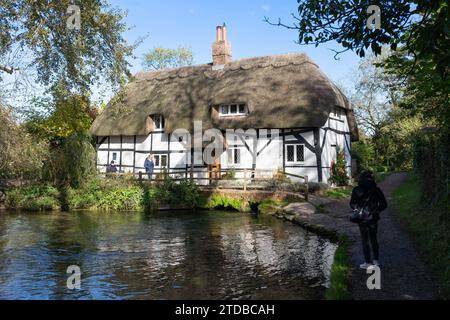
[268,173,441,300]
[1,176,308,214]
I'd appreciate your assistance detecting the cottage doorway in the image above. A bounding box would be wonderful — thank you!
[208,158,221,184]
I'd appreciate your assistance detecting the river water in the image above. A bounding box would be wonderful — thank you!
[0,210,337,299]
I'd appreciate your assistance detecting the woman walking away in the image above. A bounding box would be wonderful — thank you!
[350,170,387,269]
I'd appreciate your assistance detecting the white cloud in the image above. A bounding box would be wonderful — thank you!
[261,4,270,12]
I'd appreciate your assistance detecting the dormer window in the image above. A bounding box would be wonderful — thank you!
[219,104,247,117]
[151,114,165,131]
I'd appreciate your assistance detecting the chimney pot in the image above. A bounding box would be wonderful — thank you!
[212,23,232,66]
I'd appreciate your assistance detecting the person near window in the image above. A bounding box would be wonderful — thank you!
[144,154,155,180]
[106,160,118,173]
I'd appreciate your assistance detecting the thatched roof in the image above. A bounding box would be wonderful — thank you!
[91,53,358,141]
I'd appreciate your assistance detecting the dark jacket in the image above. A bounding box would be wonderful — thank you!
[144,159,154,172]
[106,164,118,173]
[350,178,387,221]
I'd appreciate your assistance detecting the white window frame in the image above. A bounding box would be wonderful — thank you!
[285,144,305,163]
[152,114,165,131]
[154,154,168,168]
[227,147,241,165]
[330,107,341,120]
[219,104,247,117]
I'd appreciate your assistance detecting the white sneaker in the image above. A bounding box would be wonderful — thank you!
[359,262,373,269]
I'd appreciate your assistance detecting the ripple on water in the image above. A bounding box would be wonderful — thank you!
[0,210,337,299]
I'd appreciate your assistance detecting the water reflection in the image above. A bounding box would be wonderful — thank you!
[0,210,336,300]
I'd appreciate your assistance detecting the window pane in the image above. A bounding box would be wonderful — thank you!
[287,145,294,162]
[112,152,117,161]
[155,155,160,166]
[296,145,304,162]
[239,104,246,113]
[161,116,165,129]
[221,105,228,114]
[161,155,167,167]
[234,149,240,164]
[230,105,237,113]
[154,115,161,129]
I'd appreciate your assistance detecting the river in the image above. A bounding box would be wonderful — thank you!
[0,210,336,299]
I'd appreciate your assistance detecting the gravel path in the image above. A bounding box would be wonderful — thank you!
[332,172,439,299]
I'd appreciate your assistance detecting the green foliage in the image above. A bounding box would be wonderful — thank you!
[68,175,143,211]
[222,168,236,180]
[392,176,450,298]
[325,186,353,200]
[351,138,375,173]
[206,194,248,212]
[277,0,449,72]
[43,129,96,188]
[329,151,349,186]
[69,175,205,212]
[413,131,449,207]
[5,184,60,211]
[325,236,352,300]
[0,0,136,93]
[24,94,95,141]
[256,199,287,215]
[0,104,49,179]
[142,46,194,70]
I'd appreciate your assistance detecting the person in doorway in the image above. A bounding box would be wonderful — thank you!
[350,170,387,269]
[144,155,154,180]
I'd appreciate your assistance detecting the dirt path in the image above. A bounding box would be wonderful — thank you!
[330,172,439,299]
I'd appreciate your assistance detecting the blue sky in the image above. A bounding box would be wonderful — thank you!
[109,0,360,85]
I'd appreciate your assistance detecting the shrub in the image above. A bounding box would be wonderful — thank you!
[5,184,60,211]
[329,151,349,186]
[206,194,248,211]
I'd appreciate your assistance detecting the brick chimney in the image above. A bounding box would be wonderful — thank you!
[212,23,232,66]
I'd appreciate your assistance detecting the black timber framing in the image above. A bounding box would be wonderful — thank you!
[119,135,123,171]
[281,129,285,173]
[133,135,136,173]
[313,128,323,182]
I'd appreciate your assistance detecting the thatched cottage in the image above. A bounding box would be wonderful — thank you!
[91,24,358,183]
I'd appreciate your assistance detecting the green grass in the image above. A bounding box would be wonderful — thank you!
[325,186,353,199]
[392,175,450,299]
[325,235,352,300]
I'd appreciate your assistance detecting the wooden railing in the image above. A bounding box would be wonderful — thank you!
[119,168,309,201]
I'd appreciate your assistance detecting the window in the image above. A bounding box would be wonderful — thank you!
[152,114,165,130]
[227,148,241,165]
[332,107,341,119]
[219,104,247,117]
[112,152,117,161]
[286,144,304,163]
[154,154,168,168]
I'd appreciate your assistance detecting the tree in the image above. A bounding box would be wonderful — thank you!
[266,0,449,126]
[350,50,400,136]
[265,1,448,71]
[142,47,194,70]
[23,84,96,142]
[0,0,137,94]
[0,103,48,179]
